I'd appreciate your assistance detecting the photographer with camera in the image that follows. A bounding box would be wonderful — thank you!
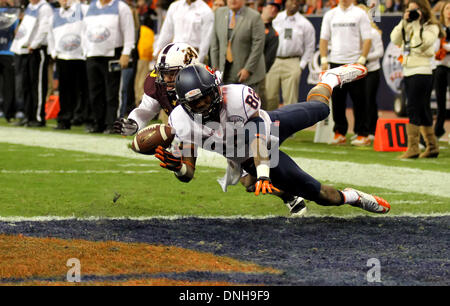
[390,0,443,159]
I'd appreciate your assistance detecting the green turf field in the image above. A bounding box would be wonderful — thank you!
[0,120,449,218]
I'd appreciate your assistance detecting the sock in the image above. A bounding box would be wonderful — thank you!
[307,83,332,103]
[340,189,360,204]
[321,74,339,89]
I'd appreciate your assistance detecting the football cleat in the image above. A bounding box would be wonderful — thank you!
[320,64,368,87]
[329,132,346,145]
[285,196,308,217]
[351,135,371,146]
[346,188,390,214]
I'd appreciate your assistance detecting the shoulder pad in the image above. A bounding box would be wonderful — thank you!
[143,70,158,97]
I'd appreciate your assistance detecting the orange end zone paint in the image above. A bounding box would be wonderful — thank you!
[0,234,280,285]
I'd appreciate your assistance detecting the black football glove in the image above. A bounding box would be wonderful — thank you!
[113,118,138,136]
[155,145,183,172]
[254,176,280,196]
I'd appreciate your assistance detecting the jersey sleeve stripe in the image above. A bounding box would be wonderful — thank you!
[241,86,249,120]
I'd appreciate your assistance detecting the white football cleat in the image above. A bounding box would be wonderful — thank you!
[285,196,308,217]
[345,188,390,214]
[351,135,371,146]
[320,64,368,87]
[329,132,347,145]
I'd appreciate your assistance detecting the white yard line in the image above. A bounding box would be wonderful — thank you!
[1,126,449,199]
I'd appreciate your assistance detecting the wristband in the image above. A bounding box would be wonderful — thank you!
[256,164,270,178]
[357,56,367,65]
[321,57,328,65]
[175,163,187,177]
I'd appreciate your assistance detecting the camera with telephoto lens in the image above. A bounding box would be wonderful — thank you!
[407,9,420,22]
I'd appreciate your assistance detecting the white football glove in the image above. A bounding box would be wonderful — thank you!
[113,118,138,136]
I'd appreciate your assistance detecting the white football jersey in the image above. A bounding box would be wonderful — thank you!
[168,84,272,164]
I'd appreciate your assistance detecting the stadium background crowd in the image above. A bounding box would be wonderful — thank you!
[0,0,448,152]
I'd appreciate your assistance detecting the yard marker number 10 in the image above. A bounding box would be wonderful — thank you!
[373,118,409,152]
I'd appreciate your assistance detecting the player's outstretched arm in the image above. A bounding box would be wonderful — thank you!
[251,136,280,196]
[247,114,280,196]
[155,144,197,183]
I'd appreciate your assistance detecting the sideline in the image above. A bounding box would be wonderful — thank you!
[1,126,449,199]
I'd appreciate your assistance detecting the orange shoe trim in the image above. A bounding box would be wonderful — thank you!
[374,196,391,212]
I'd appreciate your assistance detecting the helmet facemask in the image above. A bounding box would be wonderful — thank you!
[157,64,182,93]
[181,86,222,124]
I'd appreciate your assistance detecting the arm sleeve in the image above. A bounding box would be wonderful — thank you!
[359,13,372,41]
[390,20,405,47]
[209,10,220,70]
[244,15,265,73]
[29,5,53,49]
[367,30,384,62]
[47,14,55,58]
[264,32,278,72]
[80,4,89,57]
[300,21,316,70]
[319,12,331,41]
[198,10,214,63]
[411,23,439,51]
[152,3,175,58]
[119,2,135,55]
[127,93,162,130]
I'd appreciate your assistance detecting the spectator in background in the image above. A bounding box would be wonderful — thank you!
[10,0,53,127]
[210,0,266,93]
[322,0,337,14]
[304,0,322,14]
[246,0,257,10]
[119,0,140,118]
[134,2,154,107]
[391,0,442,158]
[152,0,213,63]
[432,1,446,13]
[320,0,372,146]
[70,0,93,128]
[358,3,384,140]
[47,0,88,130]
[433,0,450,139]
[384,0,404,12]
[261,0,281,74]
[259,0,281,110]
[153,0,169,35]
[83,0,135,134]
[265,0,315,110]
[246,0,265,12]
[0,0,19,122]
[212,0,226,11]
[206,0,225,66]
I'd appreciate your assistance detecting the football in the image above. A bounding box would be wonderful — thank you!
[131,124,175,155]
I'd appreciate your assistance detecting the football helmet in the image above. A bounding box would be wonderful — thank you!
[175,64,222,124]
[156,42,199,92]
